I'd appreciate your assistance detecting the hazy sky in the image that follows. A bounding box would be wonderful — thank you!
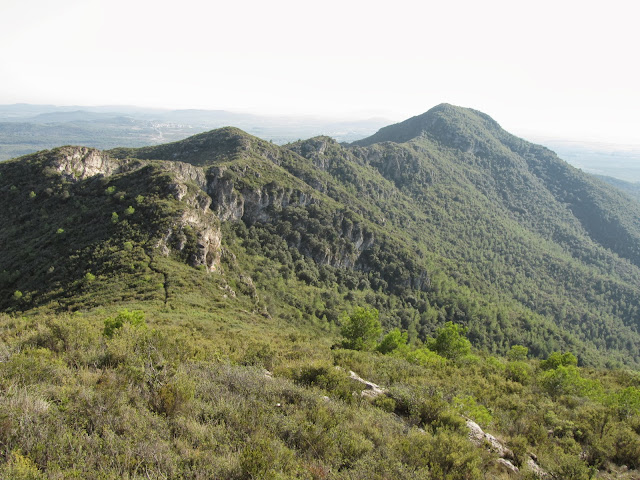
[1,0,638,143]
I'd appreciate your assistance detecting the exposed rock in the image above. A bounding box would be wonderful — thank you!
[236,274,259,301]
[155,207,222,272]
[525,457,548,478]
[496,458,519,474]
[206,165,317,224]
[287,136,338,170]
[466,419,548,477]
[206,167,245,221]
[466,419,514,459]
[50,147,124,182]
[342,370,550,477]
[166,161,207,189]
[348,370,386,399]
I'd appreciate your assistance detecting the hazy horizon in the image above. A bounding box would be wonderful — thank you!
[2,0,639,145]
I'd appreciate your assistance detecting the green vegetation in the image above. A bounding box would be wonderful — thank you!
[103,308,146,337]
[427,321,472,360]
[340,307,382,351]
[0,310,639,479]
[2,103,640,477]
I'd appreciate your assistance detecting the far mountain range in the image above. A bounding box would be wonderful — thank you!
[1,103,639,191]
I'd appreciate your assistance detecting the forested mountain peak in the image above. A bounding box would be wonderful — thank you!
[352,103,503,148]
[108,126,269,166]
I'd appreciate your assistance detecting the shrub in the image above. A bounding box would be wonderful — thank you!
[373,395,396,413]
[540,351,578,370]
[103,309,146,338]
[150,374,195,416]
[376,328,408,354]
[0,451,46,480]
[453,395,492,426]
[507,345,529,361]
[506,361,532,384]
[540,365,591,397]
[294,363,357,401]
[614,387,640,419]
[239,435,298,480]
[427,322,471,360]
[340,307,381,351]
[405,347,446,367]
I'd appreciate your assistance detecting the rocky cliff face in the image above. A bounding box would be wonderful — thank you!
[40,145,381,277]
[49,147,126,182]
[205,166,316,223]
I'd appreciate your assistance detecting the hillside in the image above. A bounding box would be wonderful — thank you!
[3,105,640,363]
[3,104,640,478]
[596,174,640,203]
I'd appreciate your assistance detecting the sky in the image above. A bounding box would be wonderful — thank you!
[1,0,639,144]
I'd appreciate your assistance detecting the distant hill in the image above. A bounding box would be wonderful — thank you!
[596,174,640,203]
[529,135,640,183]
[0,104,391,160]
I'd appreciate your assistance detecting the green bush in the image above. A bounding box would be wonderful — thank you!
[340,307,381,351]
[373,395,397,413]
[541,351,578,370]
[103,309,146,338]
[427,322,471,360]
[0,451,46,480]
[506,360,532,384]
[405,347,446,367]
[376,328,408,354]
[540,365,591,397]
[453,394,492,426]
[507,344,529,361]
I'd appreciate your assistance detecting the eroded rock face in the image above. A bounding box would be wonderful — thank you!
[205,166,317,224]
[206,167,245,221]
[158,181,222,272]
[166,161,207,190]
[51,147,123,182]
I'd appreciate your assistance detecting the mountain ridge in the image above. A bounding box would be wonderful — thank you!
[2,105,640,367]
[7,105,640,478]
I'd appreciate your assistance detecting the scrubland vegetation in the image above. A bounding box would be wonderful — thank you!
[3,306,640,479]
[3,104,640,478]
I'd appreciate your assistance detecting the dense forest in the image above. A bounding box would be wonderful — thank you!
[2,104,640,478]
